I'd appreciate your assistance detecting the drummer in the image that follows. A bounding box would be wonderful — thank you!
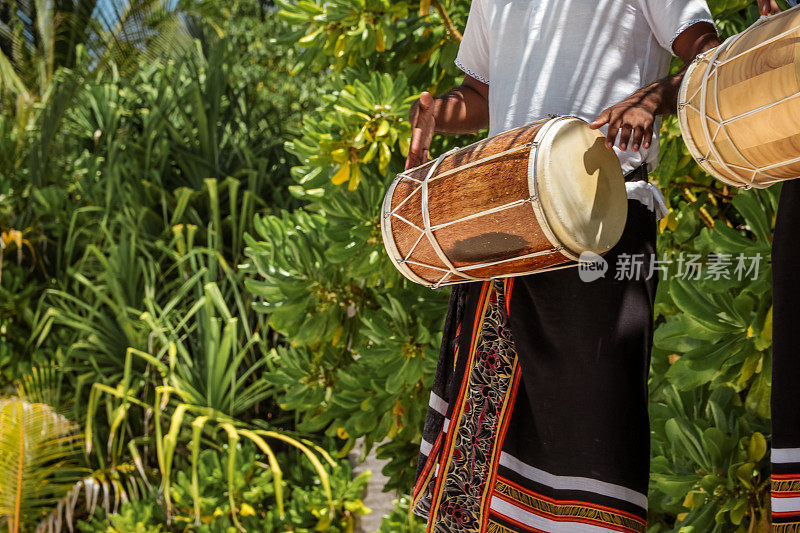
[757,0,800,530]
[407,1,719,532]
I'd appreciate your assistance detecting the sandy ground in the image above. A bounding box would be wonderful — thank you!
[350,438,398,532]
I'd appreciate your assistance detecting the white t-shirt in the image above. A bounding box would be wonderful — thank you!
[455,0,714,174]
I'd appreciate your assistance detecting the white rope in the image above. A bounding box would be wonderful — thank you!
[720,90,800,125]
[426,142,533,183]
[401,259,450,273]
[403,231,426,262]
[685,9,800,188]
[429,195,537,230]
[458,247,563,271]
[389,181,423,216]
[393,173,423,184]
[697,43,753,187]
[391,212,423,232]
[395,245,566,277]
[419,150,482,287]
[710,56,774,187]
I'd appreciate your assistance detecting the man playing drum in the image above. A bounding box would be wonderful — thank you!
[406,1,719,531]
[757,0,800,530]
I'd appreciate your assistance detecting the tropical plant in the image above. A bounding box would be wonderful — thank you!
[1,1,357,529]
[0,398,83,532]
[377,495,427,533]
[76,443,370,532]
[0,0,196,104]
[649,386,771,532]
[247,0,785,530]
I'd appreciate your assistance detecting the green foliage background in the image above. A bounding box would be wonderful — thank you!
[244,0,783,531]
[0,0,790,530]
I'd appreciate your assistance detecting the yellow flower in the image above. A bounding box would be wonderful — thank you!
[331,162,351,185]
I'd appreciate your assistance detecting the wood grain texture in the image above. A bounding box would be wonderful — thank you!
[681,7,800,186]
[385,120,570,285]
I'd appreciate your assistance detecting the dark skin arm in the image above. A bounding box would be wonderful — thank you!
[589,21,720,152]
[405,75,489,170]
[758,0,781,15]
[406,19,721,169]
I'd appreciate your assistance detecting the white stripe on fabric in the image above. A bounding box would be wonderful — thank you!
[490,495,626,532]
[772,495,800,514]
[429,392,448,416]
[498,452,648,510]
[443,418,450,433]
[420,439,433,457]
[772,448,800,464]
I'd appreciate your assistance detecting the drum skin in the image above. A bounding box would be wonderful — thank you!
[381,116,627,287]
[679,5,800,187]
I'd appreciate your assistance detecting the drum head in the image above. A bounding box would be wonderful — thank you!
[531,117,627,258]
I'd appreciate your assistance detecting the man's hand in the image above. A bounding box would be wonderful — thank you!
[403,76,489,171]
[406,92,436,170]
[589,92,660,152]
[590,21,718,152]
[757,0,781,15]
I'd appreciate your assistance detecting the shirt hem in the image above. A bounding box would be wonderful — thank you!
[455,57,490,84]
[669,18,716,54]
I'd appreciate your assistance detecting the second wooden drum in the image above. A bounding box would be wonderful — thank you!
[678,4,800,188]
[381,116,628,288]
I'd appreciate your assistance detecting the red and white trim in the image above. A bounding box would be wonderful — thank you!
[499,452,649,511]
[489,494,641,533]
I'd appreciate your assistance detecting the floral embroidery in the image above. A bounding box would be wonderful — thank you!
[428,280,518,533]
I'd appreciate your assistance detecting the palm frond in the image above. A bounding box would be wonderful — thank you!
[0,398,84,532]
[34,462,153,533]
[15,361,67,413]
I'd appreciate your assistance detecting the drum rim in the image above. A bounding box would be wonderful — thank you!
[527,116,577,261]
[380,174,436,287]
[529,115,627,259]
[677,54,749,189]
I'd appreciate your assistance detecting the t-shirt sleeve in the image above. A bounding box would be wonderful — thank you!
[638,0,715,55]
[455,0,490,84]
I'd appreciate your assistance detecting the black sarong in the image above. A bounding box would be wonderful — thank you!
[771,178,800,531]
[411,166,657,533]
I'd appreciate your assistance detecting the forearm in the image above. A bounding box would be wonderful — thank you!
[657,23,721,115]
[405,76,489,168]
[625,28,720,119]
[428,84,490,134]
[633,72,684,118]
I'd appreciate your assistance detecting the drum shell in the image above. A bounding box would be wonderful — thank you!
[381,117,626,287]
[679,6,800,187]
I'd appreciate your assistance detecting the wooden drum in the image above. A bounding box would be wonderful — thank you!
[381,116,628,288]
[678,5,800,188]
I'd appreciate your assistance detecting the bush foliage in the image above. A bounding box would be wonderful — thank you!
[244,0,784,531]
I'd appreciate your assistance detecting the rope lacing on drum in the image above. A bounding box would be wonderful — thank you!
[679,12,800,188]
[387,141,563,289]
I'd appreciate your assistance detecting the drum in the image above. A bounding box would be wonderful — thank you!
[381,116,628,288]
[678,5,800,188]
